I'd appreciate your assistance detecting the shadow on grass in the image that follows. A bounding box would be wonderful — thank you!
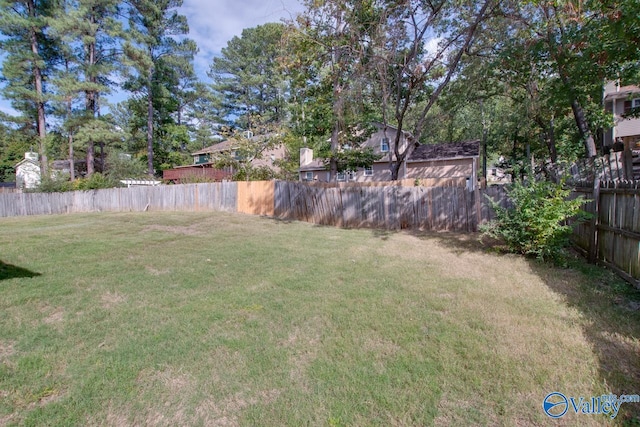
[416,232,640,424]
[529,258,640,424]
[0,260,41,281]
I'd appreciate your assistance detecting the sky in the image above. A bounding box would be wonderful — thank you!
[181,0,303,79]
[0,0,304,117]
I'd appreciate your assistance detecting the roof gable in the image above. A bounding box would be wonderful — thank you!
[192,139,237,156]
[15,158,39,168]
[408,140,480,161]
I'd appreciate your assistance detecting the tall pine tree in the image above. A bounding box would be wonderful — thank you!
[54,0,122,175]
[0,0,60,176]
[123,0,197,175]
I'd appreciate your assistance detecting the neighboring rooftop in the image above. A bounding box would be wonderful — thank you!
[191,140,236,156]
[604,84,640,100]
[408,140,480,162]
[299,159,326,171]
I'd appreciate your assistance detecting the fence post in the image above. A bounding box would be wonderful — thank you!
[474,184,482,231]
[588,177,600,264]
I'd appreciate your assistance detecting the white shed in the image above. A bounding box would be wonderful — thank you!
[15,152,41,189]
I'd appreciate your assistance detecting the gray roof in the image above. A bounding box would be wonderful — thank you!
[604,84,640,101]
[191,139,236,156]
[408,140,480,161]
[299,159,326,172]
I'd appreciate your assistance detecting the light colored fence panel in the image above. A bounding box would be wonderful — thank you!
[237,181,274,216]
[0,182,239,217]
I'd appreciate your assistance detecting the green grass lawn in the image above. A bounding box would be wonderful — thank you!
[0,211,639,426]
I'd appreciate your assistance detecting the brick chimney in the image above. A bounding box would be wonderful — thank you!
[300,148,313,166]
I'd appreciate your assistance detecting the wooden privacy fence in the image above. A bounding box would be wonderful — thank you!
[273,181,508,232]
[572,180,640,288]
[0,182,237,217]
[0,180,509,232]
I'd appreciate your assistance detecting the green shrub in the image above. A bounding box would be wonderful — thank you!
[178,173,218,184]
[481,178,587,262]
[73,173,119,190]
[105,152,147,181]
[232,166,277,181]
[36,174,74,192]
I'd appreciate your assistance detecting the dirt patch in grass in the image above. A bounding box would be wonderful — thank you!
[0,413,16,426]
[145,265,171,276]
[101,291,126,309]
[30,388,65,409]
[142,224,201,236]
[195,389,281,426]
[41,306,65,327]
[0,340,15,360]
[145,266,171,276]
[280,316,325,393]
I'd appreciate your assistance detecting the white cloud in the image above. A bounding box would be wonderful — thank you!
[180,0,303,81]
[0,102,19,117]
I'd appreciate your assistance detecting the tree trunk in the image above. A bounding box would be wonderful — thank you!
[97,94,105,171]
[69,133,75,181]
[570,99,597,158]
[390,160,401,181]
[85,38,96,176]
[67,96,75,181]
[556,55,597,158]
[329,125,339,181]
[28,0,47,177]
[547,117,558,164]
[482,127,488,181]
[147,69,154,176]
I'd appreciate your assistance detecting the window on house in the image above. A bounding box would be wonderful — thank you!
[381,138,390,153]
[624,98,640,115]
[364,166,373,176]
[337,172,346,181]
[305,171,313,181]
[348,171,356,181]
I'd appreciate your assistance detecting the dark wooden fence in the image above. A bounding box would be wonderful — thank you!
[273,181,508,232]
[573,180,640,288]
